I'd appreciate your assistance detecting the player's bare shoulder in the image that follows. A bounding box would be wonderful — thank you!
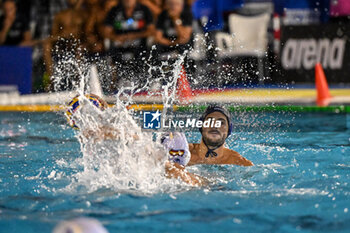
[223,148,253,166]
[188,143,200,165]
[188,143,199,151]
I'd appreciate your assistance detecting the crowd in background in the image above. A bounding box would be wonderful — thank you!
[1,0,350,92]
[0,0,197,91]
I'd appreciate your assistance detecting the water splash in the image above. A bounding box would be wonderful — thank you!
[50,46,193,194]
[67,99,170,194]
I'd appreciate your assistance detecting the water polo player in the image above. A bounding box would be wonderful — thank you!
[187,105,253,166]
[65,94,204,186]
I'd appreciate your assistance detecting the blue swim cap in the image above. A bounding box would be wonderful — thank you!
[199,105,232,137]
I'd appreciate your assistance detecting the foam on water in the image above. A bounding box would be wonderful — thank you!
[68,99,176,194]
[50,52,193,195]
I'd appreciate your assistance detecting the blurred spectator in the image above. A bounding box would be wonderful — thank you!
[104,0,154,87]
[43,0,86,77]
[138,0,163,19]
[0,0,36,46]
[29,0,70,93]
[154,0,193,57]
[30,0,68,40]
[84,0,106,56]
[84,0,118,56]
[104,0,119,13]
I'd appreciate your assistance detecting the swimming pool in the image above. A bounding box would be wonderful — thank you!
[0,111,349,233]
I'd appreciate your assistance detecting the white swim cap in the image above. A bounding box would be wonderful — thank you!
[162,132,191,166]
[52,217,109,233]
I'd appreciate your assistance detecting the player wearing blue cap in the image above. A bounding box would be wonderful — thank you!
[188,105,253,166]
[66,96,250,185]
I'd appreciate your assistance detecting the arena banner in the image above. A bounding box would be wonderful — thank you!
[280,23,350,83]
[0,46,32,94]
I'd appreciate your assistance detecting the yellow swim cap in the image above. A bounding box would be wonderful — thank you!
[65,94,107,129]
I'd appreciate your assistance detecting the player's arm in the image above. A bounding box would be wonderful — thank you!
[165,161,206,186]
[82,126,139,141]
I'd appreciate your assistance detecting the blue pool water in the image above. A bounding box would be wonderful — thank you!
[0,111,349,233]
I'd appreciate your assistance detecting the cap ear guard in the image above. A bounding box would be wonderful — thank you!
[198,105,232,138]
[161,132,191,166]
[227,121,233,137]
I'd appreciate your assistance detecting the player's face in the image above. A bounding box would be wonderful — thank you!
[3,1,16,17]
[201,112,228,148]
[166,0,184,16]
